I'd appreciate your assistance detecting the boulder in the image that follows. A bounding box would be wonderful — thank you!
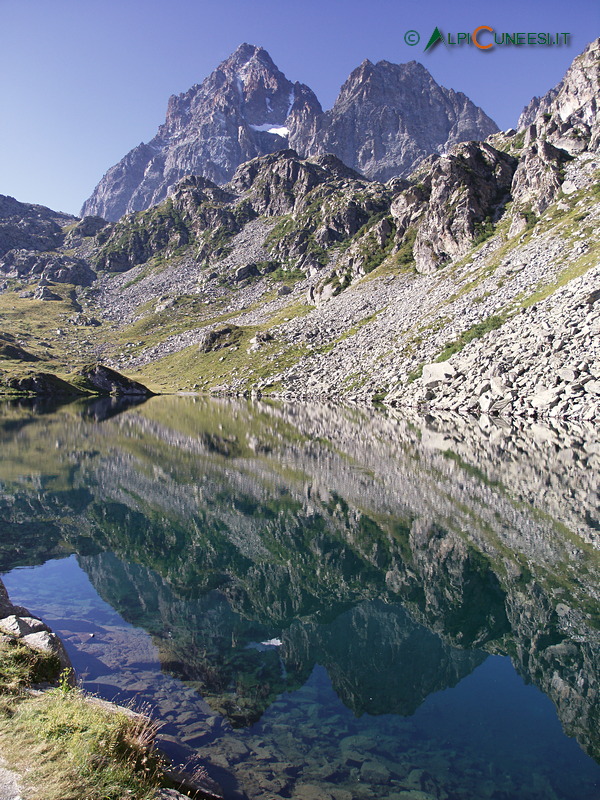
[0,615,49,637]
[530,387,563,409]
[234,263,260,282]
[34,286,61,301]
[21,630,72,672]
[79,364,153,396]
[197,326,242,353]
[422,361,457,388]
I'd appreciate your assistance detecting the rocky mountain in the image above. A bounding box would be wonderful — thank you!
[0,194,76,258]
[81,44,322,221]
[0,39,599,427]
[81,44,497,221]
[289,58,498,181]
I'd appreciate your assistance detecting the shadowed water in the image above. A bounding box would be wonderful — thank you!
[0,396,598,800]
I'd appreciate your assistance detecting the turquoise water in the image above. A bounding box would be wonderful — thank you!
[1,396,599,799]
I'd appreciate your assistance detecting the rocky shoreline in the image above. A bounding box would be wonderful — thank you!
[0,578,221,800]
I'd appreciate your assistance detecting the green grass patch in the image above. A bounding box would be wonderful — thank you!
[0,635,172,800]
[267,302,313,328]
[407,364,424,383]
[394,227,417,269]
[130,323,310,393]
[264,215,295,249]
[0,691,164,800]
[0,637,61,695]
[267,266,306,284]
[435,314,506,362]
[0,289,101,380]
[473,217,495,245]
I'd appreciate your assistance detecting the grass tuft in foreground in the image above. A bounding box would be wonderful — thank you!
[0,636,61,697]
[0,636,165,800]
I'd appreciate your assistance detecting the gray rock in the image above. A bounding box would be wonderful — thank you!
[234,263,260,282]
[34,286,61,301]
[558,367,579,382]
[0,615,49,637]
[391,141,516,273]
[530,387,563,409]
[583,379,600,395]
[21,631,71,671]
[360,760,391,785]
[422,362,456,388]
[79,364,153,396]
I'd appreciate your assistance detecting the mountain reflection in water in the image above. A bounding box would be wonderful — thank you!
[0,396,598,800]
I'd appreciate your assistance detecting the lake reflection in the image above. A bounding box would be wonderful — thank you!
[0,396,598,800]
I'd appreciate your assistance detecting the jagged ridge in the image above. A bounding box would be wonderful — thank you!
[81,44,498,221]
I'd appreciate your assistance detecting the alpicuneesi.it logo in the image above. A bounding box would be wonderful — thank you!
[403,26,571,50]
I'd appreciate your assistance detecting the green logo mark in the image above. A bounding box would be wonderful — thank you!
[424,27,444,52]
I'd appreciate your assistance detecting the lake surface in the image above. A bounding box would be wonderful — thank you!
[0,395,598,800]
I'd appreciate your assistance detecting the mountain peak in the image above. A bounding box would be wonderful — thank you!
[221,43,276,72]
[81,49,498,220]
[290,56,498,181]
[231,42,263,59]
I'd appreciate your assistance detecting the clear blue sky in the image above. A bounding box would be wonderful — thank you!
[1,0,598,215]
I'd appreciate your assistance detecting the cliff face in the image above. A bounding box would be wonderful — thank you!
[81,45,497,221]
[518,38,600,154]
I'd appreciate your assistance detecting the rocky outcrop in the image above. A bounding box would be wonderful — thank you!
[78,364,154,396]
[3,372,87,396]
[509,138,572,225]
[290,58,498,181]
[0,248,96,286]
[517,38,600,154]
[0,578,72,676]
[0,335,39,362]
[93,150,392,275]
[391,141,516,273]
[0,194,75,257]
[81,46,497,221]
[1,366,153,398]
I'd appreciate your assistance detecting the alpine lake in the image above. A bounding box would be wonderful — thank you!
[0,395,598,800]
